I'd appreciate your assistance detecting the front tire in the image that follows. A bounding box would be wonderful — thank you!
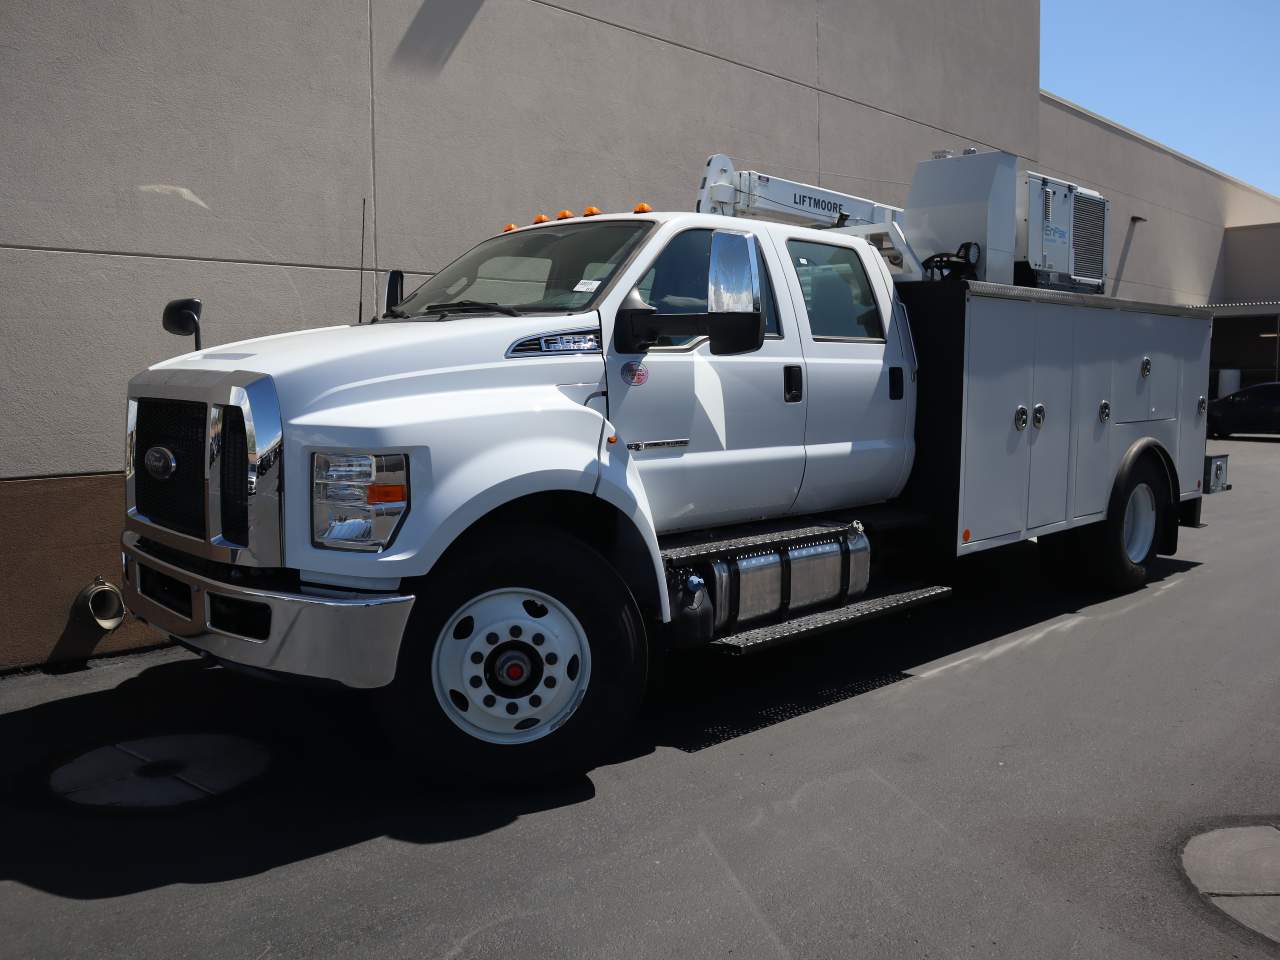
[1089,457,1167,592]
[383,526,647,781]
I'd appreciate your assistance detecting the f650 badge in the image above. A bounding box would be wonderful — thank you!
[621,361,649,386]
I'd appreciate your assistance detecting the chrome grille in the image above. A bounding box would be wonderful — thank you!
[219,405,250,545]
[126,370,284,567]
[1072,193,1107,281]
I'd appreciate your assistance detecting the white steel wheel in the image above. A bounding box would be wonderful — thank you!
[1122,482,1158,564]
[431,587,593,746]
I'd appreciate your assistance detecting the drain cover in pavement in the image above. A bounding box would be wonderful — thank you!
[1183,825,1280,943]
[49,734,270,808]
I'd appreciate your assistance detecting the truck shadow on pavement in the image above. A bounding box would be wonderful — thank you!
[0,542,1197,900]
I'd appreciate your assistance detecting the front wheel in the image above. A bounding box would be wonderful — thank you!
[382,527,647,781]
[1088,458,1167,592]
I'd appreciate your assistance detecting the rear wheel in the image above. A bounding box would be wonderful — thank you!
[383,527,647,781]
[1088,457,1167,592]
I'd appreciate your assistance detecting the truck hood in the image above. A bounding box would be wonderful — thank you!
[151,313,603,416]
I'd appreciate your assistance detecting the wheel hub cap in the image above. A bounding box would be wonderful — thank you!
[432,588,592,745]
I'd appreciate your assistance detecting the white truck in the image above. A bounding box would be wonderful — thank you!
[121,149,1227,776]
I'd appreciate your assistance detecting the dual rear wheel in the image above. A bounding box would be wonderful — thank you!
[1041,456,1168,591]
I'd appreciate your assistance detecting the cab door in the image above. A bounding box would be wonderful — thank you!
[769,231,913,512]
[604,225,807,533]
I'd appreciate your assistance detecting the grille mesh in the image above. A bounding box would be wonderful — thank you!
[219,406,249,545]
[1072,193,1107,281]
[135,399,207,538]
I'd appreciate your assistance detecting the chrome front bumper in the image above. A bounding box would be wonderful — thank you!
[121,532,415,688]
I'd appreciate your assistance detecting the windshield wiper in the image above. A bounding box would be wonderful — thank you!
[414,300,522,318]
[379,306,409,320]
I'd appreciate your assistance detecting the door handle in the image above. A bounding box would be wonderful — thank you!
[1032,403,1046,429]
[783,365,803,403]
[889,366,904,400]
[1014,405,1029,431]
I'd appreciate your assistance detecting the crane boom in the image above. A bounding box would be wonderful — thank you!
[695,154,901,228]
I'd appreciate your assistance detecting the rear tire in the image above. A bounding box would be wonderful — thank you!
[1088,457,1168,592]
[382,526,647,782]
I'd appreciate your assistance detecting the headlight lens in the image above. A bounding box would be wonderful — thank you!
[312,453,409,551]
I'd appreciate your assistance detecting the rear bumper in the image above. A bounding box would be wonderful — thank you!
[121,531,415,689]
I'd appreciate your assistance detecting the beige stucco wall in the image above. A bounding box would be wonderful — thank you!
[1221,223,1280,303]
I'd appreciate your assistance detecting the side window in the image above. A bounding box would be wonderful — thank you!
[636,229,781,346]
[786,239,884,340]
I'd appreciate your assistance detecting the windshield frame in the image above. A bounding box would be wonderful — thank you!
[392,218,658,319]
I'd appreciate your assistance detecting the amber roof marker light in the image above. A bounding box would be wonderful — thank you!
[555,209,574,220]
[501,223,518,233]
[633,202,653,213]
[582,206,602,217]
[532,214,550,224]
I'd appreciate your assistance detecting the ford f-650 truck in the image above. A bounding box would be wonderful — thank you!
[120,149,1226,776]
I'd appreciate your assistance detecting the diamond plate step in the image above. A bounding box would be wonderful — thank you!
[660,520,852,565]
[711,584,951,655]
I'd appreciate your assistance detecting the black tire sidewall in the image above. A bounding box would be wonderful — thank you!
[383,527,647,780]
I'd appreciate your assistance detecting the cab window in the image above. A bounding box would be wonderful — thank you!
[786,239,884,340]
[636,229,781,347]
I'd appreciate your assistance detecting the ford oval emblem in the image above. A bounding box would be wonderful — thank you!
[621,361,649,386]
[144,445,177,481]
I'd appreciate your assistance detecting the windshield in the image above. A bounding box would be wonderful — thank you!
[395,221,652,317]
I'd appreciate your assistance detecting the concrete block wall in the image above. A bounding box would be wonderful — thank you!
[0,0,1275,669]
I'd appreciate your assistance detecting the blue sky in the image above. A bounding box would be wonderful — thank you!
[1041,0,1280,197]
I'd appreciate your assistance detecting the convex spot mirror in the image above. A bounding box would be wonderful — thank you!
[616,229,765,356]
[162,298,203,350]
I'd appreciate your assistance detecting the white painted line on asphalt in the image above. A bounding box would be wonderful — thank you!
[912,615,1089,679]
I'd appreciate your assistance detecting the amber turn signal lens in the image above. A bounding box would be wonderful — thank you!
[532,214,550,224]
[582,206,602,217]
[501,223,518,233]
[633,201,653,213]
[962,528,971,543]
[556,209,573,220]
[367,483,408,504]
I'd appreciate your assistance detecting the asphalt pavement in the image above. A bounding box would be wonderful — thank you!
[2,438,1278,959]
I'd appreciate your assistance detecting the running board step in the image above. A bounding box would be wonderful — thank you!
[660,519,852,565]
[710,584,951,655]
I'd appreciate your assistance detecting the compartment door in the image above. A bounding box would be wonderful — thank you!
[960,298,1033,545]
[1027,307,1075,529]
[1073,310,1114,517]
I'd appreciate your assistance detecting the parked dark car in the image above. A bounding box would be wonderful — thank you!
[1208,382,1280,437]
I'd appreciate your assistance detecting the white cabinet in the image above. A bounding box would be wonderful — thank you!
[1072,311,1114,518]
[960,297,1077,547]
[1026,307,1075,529]
[960,298,1033,543]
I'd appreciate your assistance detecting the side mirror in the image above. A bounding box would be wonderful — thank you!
[385,269,404,310]
[162,298,203,350]
[614,229,765,356]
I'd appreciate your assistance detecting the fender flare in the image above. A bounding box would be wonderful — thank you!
[1108,438,1180,555]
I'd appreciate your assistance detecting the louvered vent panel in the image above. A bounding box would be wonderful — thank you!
[1072,194,1107,281]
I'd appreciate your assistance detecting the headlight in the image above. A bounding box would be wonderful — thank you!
[312,453,409,551]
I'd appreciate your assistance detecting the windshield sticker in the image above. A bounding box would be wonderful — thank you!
[573,279,601,293]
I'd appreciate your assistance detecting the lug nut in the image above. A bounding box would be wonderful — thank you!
[483,694,496,707]
[486,632,498,645]
[505,702,519,715]
[469,676,482,688]
[529,694,542,707]
[544,676,557,688]
[532,633,544,646]
[510,625,523,638]
[470,652,484,664]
